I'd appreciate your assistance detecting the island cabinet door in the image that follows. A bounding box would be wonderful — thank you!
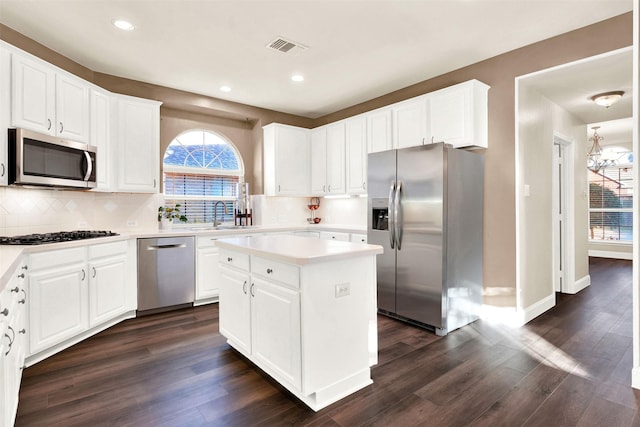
[251,277,301,390]
[219,267,251,354]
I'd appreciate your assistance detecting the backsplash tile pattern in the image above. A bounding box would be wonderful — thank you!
[0,187,161,235]
[0,187,367,236]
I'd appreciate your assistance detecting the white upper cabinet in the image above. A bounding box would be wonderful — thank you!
[11,53,89,142]
[115,94,161,193]
[392,96,428,149]
[0,45,10,186]
[325,122,346,195]
[310,126,328,195]
[367,107,392,153]
[345,115,367,194]
[90,88,112,191]
[263,123,310,196]
[427,79,489,148]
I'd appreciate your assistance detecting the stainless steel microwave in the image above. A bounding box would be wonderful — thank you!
[8,128,97,189]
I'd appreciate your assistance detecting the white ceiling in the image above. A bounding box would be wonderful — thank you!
[0,1,632,119]
[521,48,633,147]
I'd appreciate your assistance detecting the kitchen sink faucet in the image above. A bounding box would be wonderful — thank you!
[213,200,229,226]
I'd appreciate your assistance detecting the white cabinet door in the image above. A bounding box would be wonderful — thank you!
[428,79,489,148]
[350,233,367,243]
[219,266,251,354]
[310,127,327,195]
[116,95,160,192]
[88,254,127,327]
[90,88,112,190]
[263,124,310,196]
[251,276,301,389]
[0,46,10,185]
[28,261,88,354]
[326,122,345,195]
[367,107,393,153]
[55,73,90,142]
[346,116,367,195]
[319,231,350,241]
[11,53,55,135]
[196,245,220,301]
[392,96,428,149]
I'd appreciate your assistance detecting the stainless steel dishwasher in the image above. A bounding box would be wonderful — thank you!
[137,236,195,315]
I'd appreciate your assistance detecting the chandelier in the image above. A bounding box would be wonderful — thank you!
[587,126,615,172]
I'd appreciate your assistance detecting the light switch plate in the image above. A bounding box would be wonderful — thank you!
[335,283,350,298]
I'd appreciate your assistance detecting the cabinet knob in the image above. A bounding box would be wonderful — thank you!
[21,265,28,270]
[10,286,19,293]
[227,257,233,262]
[0,308,8,316]
[19,329,26,334]
[17,273,24,279]
[266,268,273,274]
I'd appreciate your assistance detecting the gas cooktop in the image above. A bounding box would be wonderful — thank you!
[0,230,119,245]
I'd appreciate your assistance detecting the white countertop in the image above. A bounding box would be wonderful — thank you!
[216,235,383,265]
[0,224,367,292]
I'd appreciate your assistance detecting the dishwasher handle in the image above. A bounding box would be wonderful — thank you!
[146,243,188,250]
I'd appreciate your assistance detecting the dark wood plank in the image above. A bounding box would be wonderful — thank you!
[15,258,638,426]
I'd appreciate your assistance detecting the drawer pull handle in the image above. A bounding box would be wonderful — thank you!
[17,273,24,279]
[10,286,19,293]
[0,308,8,316]
[227,257,233,262]
[250,283,255,297]
[19,289,26,303]
[92,267,97,278]
[47,118,52,130]
[81,269,86,281]
[4,325,14,355]
[242,280,247,294]
[266,268,273,274]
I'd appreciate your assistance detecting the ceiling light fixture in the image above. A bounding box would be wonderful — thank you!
[591,91,624,108]
[587,126,615,172]
[220,85,231,93]
[291,74,304,82]
[112,19,135,31]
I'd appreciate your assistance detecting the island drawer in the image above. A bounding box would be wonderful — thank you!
[219,249,250,271]
[252,256,299,289]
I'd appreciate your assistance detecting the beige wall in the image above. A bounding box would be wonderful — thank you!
[517,84,589,309]
[0,13,632,307]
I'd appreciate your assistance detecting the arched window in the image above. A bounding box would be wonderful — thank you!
[163,129,243,224]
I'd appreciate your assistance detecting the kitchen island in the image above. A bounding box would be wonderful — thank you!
[216,234,383,411]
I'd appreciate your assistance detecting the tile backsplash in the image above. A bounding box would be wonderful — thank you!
[0,186,160,235]
[0,187,368,236]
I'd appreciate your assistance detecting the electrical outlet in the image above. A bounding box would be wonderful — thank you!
[335,283,350,298]
[126,220,138,227]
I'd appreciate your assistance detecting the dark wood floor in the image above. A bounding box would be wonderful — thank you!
[15,257,639,426]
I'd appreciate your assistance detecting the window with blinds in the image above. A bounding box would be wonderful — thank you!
[588,166,633,242]
[163,130,243,224]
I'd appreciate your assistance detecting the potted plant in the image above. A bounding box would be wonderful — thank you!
[158,203,188,229]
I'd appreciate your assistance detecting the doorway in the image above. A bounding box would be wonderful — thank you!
[552,135,574,293]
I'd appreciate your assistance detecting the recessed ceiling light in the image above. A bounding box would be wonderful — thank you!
[112,19,135,31]
[220,85,232,93]
[291,74,304,82]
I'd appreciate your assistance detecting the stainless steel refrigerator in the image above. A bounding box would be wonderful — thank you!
[367,143,483,336]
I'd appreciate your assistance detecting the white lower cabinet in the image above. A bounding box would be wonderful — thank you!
[220,252,301,390]
[0,261,28,427]
[319,231,350,241]
[27,240,134,363]
[196,237,221,303]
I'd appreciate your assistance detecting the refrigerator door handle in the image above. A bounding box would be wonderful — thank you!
[395,181,403,250]
[388,180,396,249]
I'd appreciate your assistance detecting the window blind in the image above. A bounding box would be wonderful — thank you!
[588,167,633,242]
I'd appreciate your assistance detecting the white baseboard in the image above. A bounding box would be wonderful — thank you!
[520,293,556,325]
[588,250,633,260]
[563,274,591,294]
[632,367,640,389]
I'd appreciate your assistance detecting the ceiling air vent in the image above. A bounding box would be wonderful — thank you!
[266,37,308,55]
